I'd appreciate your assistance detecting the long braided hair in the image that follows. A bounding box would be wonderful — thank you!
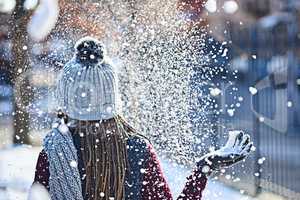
[59,112,136,200]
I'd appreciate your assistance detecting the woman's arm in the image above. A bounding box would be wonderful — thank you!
[177,168,207,200]
[141,144,207,200]
[33,150,50,190]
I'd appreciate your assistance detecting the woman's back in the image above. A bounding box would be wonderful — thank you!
[34,117,207,200]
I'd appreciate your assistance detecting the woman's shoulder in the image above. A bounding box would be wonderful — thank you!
[43,127,61,141]
[42,126,73,150]
[126,134,152,167]
[126,134,150,148]
[126,134,153,158]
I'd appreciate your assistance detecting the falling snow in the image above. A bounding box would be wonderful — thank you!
[1,0,287,199]
[249,87,257,95]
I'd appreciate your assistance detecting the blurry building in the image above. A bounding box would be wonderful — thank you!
[204,0,300,199]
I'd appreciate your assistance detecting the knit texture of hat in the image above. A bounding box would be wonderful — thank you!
[56,37,117,120]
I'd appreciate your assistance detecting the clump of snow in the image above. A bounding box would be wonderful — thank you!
[249,87,258,95]
[258,157,266,165]
[100,192,105,197]
[106,106,113,114]
[15,135,21,140]
[201,165,211,174]
[287,101,293,107]
[142,181,148,185]
[17,68,23,73]
[210,88,222,96]
[259,117,265,122]
[222,48,229,57]
[227,109,235,117]
[90,54,95,60]
[250,146,256,152]
[69,160,77,168]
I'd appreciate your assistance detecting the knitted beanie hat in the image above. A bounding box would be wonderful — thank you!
[55,37,118,120]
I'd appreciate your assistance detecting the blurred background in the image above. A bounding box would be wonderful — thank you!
[0,0,300,200]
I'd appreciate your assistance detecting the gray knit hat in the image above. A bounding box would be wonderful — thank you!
[55,37,118,120]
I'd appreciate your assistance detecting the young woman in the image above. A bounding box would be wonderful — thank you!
[33,37,253,200]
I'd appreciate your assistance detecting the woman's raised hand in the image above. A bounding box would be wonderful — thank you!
[197,130,254,175]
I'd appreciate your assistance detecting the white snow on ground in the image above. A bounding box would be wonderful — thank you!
[0,146,256,200]
[0,146,40,200]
